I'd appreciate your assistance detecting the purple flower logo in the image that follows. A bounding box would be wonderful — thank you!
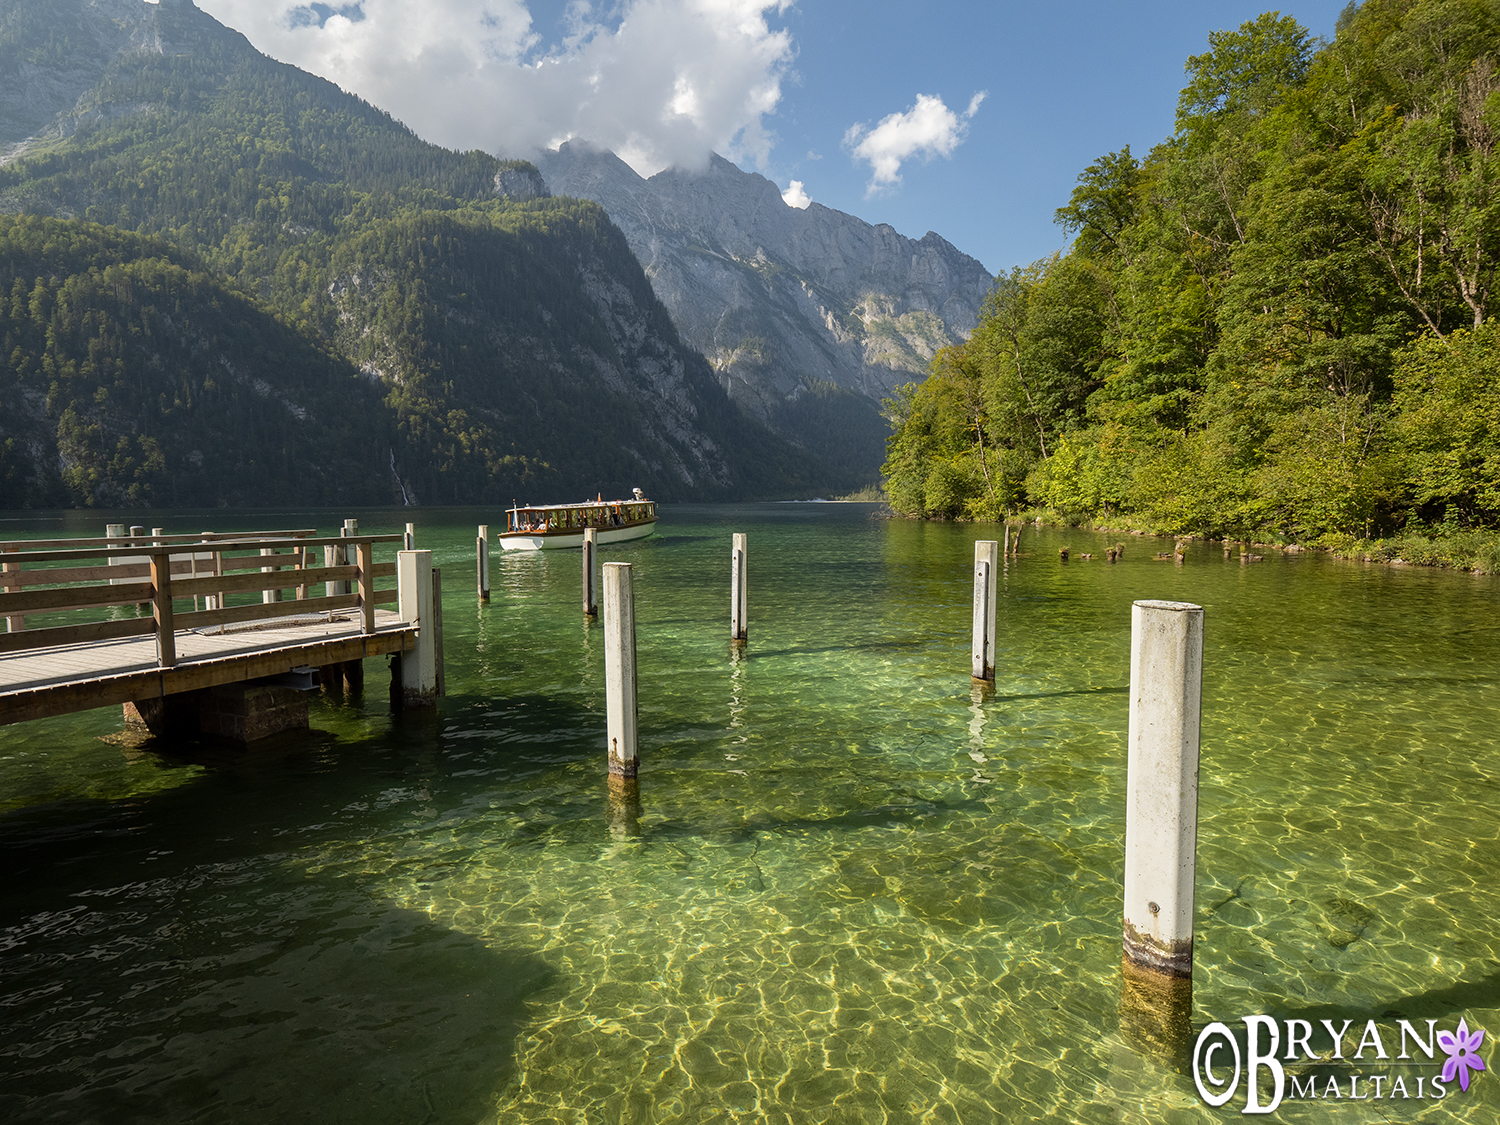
[1438,1019,1487,1092]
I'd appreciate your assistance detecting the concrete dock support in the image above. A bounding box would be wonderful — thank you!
[730,533,747,645]
[603,562,638,785]
[397,550,439,708]
[1123,599,1204,979]
[477,524,490,603]
[971,540,998,682]
[582,527,598,617]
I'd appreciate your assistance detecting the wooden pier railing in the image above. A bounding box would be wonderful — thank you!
[0,531,403,668]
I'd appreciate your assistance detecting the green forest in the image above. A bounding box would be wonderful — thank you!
[884,0,1500,567]
[0,0,823,508]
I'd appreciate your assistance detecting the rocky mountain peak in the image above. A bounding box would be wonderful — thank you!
[533,141,994,479]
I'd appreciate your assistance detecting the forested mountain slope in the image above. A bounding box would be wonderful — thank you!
[886,0,1500,561]
[0,0,821,508]
[535,143,994,485]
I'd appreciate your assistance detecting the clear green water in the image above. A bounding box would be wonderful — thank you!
[1,504,1497,1123]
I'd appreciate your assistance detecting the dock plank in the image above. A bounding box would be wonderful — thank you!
[0,608,416,725]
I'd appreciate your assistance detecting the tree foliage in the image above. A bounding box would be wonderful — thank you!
[885,0,1500,542]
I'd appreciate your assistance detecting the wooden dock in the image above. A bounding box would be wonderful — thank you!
[0,529,424,730]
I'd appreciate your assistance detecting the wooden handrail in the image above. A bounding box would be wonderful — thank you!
[0,530,317,552]
[0,535,403,567]
[1,530,405,662]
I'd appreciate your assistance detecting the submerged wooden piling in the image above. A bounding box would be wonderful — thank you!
[582,527,598,617]
[477,524,490,603]
[730,533,747,645]
[603,562,638,786]
[1123,600,1204,981]
[971,540,998,683]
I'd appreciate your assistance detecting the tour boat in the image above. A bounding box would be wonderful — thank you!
[498,491,658,551]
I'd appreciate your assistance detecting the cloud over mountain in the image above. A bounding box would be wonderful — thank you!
[196,0,794,176]
[844,91,986,195]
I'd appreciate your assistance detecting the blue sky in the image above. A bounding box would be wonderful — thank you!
[199,0,1352,276]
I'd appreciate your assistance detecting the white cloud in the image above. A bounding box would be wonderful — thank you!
[781,179,810,208]
[195,0,795,176]
[844,90,986,195]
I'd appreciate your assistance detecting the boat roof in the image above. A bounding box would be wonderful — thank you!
[506,498,651,512]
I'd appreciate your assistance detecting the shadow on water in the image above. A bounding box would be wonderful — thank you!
[0,899,550,1125]
[0,713,570,1125]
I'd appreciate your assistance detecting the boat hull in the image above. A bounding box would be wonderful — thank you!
[498,520,656,551]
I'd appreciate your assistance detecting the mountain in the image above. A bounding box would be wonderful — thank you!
[533,142,996,481]
[0,0,822,507]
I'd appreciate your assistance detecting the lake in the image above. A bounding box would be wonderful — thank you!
[1,503,1497,1122]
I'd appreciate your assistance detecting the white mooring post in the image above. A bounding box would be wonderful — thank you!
[730,533,747,645]
[477,524,490,603]
[341,519,358,595]
[261,546,282,604]
[971,540,999,682]
[603,562,638,786]
[1123,600,1204,979]
[397,550,439,708]
[582,527,598,617]
[404,523,415,551]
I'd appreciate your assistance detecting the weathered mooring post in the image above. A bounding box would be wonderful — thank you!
[1003,525,1010,558]
[1120,599,1203,1061]
[730,533,747,645]
[477,524,490,603]
[603,562,638,787]
[396,550,439,708]
[404,523,415,551]
[971,540,998,683]
[582,527,598,618]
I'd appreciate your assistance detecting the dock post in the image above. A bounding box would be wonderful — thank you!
[404,523,415,551]
[324,543,337,600]
[129,524,145,540]
[340,519,357,595]
[150,550,176,669]
[200,531,223,612]
[396,550,438,708]
[730,533,747,645]
[477,525,490,603]
[432,566,445,698]
[1120,599,1203,1060]
[603,562,638,787]
[582,527,598,617]
[261,547,283,604]
[105,524,126,589]
[1003,525,1010,559]
[3,545,23,632]
[357,541,376,635]
[971,540,998,682]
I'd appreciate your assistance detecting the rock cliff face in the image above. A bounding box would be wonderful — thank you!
[0,0,825,506]
[533,142,995,479]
